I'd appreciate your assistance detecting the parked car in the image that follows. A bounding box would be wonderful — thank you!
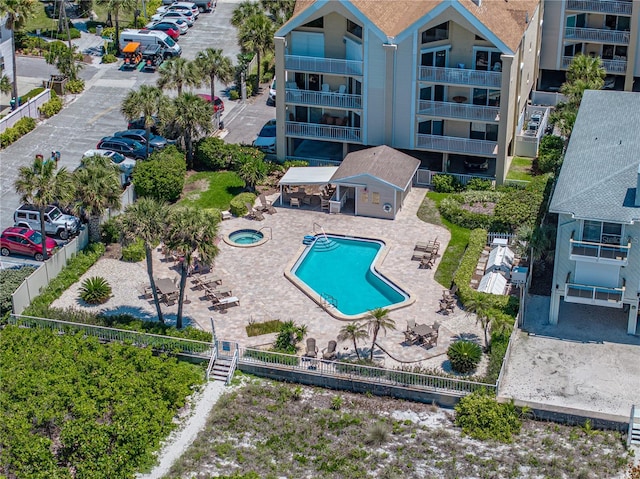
[268,77,276,105]
[162,0,212,13]
[1,227,58,261]
[114,129,169,150]
[128,115,159,134]
[463,157,489,171]
[252,119,276,154]
[151,10,194,26]
[82,149,137,186]
[197,93,224,113]
[156,2,199,18]
[153,17,188,34]
[97,136,148,160]
[143,23,180,40]
[14,204,81,240]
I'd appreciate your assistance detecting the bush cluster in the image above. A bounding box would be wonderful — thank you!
[455,390,524,443]
[537,135,564,174]
[492,175,552,232]
[0,116,37,148]
[432,174,462,193]
[438,191,503,230]
[79,276,112,304]
[229,192,257,217]
[99,218,120,244]
[39,91,63,118]
[193,137,266,172]
[447,340,482,374]
[0,267,36,318]
[66,79,85,94]
[283,159,309,168]
[41,27,82,40]
[121,238,146,262]
[466,177,493,191]
[101,53,117,64]
[132,146,187,202]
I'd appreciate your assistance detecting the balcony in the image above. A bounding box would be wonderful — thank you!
[569,235,630,265]
[566,0,632,16]
[419,66,502,88]
[565,282,625,307]
[285,55,363,76]
[418,100,500,122]
[562,56,627,74]
[565,26,630,44]
[416,134,498,156]
[286,121,362,143]
[285,89,362,109]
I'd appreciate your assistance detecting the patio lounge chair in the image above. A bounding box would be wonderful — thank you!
[322,340,337,360]
[304,338,318,358]
[245,203,265,221]
[290,197,301,208]
[258,194,277,214]
[211,295,240,309]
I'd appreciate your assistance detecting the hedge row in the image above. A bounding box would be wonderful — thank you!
[0,117,37,149]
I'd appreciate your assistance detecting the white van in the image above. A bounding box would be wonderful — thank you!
[119,29,181,58]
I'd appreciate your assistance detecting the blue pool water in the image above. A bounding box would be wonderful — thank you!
[292,235,408,316]
[229,229,264,245]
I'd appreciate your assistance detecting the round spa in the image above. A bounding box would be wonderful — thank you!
[223,228,269,248]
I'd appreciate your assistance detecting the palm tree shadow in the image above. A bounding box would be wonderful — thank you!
[451,332,481,344]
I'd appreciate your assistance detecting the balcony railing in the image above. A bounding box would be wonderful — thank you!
[286,121,362,143]
[569,235,630,265]
[285,89,362,109]
[562,56,627,74]
[566,0,632,16]
[285,54,363,76]
[416,134,498,156]
[565,26,630,44]
[565,283,625,307]
[419,66,502,88]
[418,100,500,122]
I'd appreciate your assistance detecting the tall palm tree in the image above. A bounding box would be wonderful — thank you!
[121,85,167,158]
[194,48,234,101]
[170,92,214,168]
[259,0,295,26]
[464,294,494,348]
[95,0,136,53]
[0,0,36,101]
[14,157,74,260]
[118,198,169,324]
[164,206,220,329]
[337,322,369,360]
[230,0,262,27]
[366,307,395,361]
[157,57,199,95]
[73,156,122,242]
[238,12,275,90]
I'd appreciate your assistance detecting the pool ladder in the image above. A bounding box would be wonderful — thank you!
[321,293,337,309]
[258,226,272,240]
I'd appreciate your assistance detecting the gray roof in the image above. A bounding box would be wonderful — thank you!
[549,90,640,224]
[330,146,420,191]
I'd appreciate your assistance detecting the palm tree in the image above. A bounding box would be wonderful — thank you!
[96,0,136,53]
[14,157,74,260]
[73,156,122,242]
[337,322,369,360]
[259,0,295,26]
[237,156,267,191]
[565,54,606,90]
[0,0,36,101]
[194,48,234,101]
[118,198,169,324]
[230,0,262,27]
[121,85,167,158]
[164,206,220,329]
[170,92,214,168]
[238,12,275,91]
[464,294,494,348]
[366,307,395,361]
[157,57,199,95]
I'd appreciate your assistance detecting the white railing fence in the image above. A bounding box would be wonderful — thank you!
[413,170,492,187]
[487,232,516,245]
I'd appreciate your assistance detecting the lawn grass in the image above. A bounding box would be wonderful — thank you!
[179,171,245,211]
[246,320,284,337]
[418,192,471,288]
[23,3,138,33]
[506,156,534,181]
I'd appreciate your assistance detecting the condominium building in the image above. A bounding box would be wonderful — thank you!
[274,0,543,184]
[539,0,640,91]
[0,16,12,86]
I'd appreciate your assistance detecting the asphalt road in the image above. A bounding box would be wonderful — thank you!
[0,0,263,234]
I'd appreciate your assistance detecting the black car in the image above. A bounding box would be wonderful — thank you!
[114,129,169,150]
[128,116,160,134]
[97,137,148,160]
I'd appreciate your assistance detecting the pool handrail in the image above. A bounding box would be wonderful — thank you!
[258,226,273,240]
[312,222,330,242]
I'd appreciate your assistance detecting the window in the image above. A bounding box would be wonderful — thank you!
[418,120,443,135]
[372,192,380,204]
[420,85,444,101]
[470,123,498,141]
[421,49,447,67]
[564,43,583,57]
[472,88,500,106]
[347,19,362,39]
[422,22,448,43]
[303,17,323,28]
[583,221,623,244]
[475,49,502,71]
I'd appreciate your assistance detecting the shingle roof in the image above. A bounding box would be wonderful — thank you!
[290,0,539,52]
[330,145,420,190]
[549,90,640,224]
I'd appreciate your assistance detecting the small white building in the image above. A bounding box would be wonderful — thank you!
[478,271,508,295]
[485,245,515,278]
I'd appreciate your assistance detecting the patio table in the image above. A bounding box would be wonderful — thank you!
[412,324,435,339]
[155,278,178,295]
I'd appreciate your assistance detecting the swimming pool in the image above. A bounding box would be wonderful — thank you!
[288,234,411,319]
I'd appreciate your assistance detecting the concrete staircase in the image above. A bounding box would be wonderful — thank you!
[629,405,640,446]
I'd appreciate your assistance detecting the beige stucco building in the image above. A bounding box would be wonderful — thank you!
[274,0,543,184]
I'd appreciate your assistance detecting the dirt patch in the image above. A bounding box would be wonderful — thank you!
[459,201,497,215]
[180,172,209,201]
[103,243,122,260]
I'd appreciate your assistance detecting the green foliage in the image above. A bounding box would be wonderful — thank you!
[537,135,564,174]
[246,319,284,337]
[100,218,120,244]
[330,396,343,411]
[194,137,233,171]
[466,177,493,191]
[39,93,63,118]
[364,422,389,446]
[179,171,245,210]
[237,154,268,190]
[133,147,187,202]
[41,27,82,40]
[121,238,146,262]
[102,53,117,64]
[229,192,257,217]
[484,332,509,384]
[274,320,307,354]
[66,79,85,94]
[0,117,37,148]
[229,89,240,101]
[79,276,112,304]
[283,159,309,168]
[0,267,36,317]
[438,191,503,230]
[447,340,483,374]
[493,175,552,232]
[455,390,524,443]
[21,87,45,101]
[0,326,203,478]
[432,174,462,193]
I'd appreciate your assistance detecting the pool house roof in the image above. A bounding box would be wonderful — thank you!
[279,166,339,185]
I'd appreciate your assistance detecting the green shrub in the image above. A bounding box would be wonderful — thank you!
[466,177,493,191]
[21,87,45,101]
[432,174,462,193]
[65,79,85,94]
[485,332,509,384]
[262,71,274,83]
[229,192,257,217]
[447,340,482,374]
[493,175,552,232]
[364,422,389,445]
[133,146,186,202]
[79,276,112,304]
[121,238,146,262]
[194,137,236,170]
[438,191,501,230]
[246,319,284,337]
[330,395,343,411]
[100,218,120,244]
[0,267,36,317]
[42,27,81,40]
[39,94,63,118]
[283,159,309,168]
[274,320,307,354]
[455,390,524,443]
[101,53,117,64]
[0,116,37,148]
[537,135,564,174]
[229,89,240,101]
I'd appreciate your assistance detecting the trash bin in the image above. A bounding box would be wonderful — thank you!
[96,25,103,37]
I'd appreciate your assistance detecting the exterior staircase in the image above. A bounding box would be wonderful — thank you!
[210,357,233,383]
[206,340,239,385]
[629,405,640,446]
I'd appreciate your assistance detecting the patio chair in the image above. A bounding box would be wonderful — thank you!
[321,198,330,211]
[322,340,337,360]
[304,338,318,358]
[412,251,427,261]
[252,208,265,221]
[404,330,420,345]
[258,194,277,214]
[211,295,240,310]
[406,319,416,331]
[321,83,330,92]
[290,197,301,208]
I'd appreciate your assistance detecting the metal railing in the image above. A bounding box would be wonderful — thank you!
[419,66,502,88]
[227,347,239,385]
[8,315,214,358]
[286,121,362,143]
[413,169,493,187]
[238,346,495,394]
[205,344,218,381]
[566,0,632,15]
[321,292,337,308]
[416,133,498,156]
[486,232,516,245]
[259,226,273,240]
[284,156,342,167]
[561,56,627,74]
[565,26,630,44]
[285,54,363,76]
[565,282,625,304]
[569,234,631,263]
[285,89,362,109]
[417,100,500,122]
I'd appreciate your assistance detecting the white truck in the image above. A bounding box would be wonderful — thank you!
[119,29,182,58]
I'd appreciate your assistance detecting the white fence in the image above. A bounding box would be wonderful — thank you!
[531,90,567,107]
[0,89,52,133]
[487,232,516,245]
[101,185,136,222]
[12,227,90,315]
